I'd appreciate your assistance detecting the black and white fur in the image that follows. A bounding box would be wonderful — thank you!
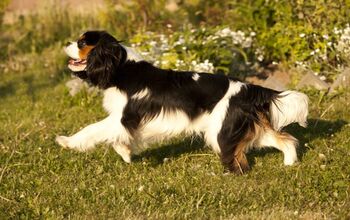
[57,31,308,174]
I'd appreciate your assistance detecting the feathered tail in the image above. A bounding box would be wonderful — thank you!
[270,90,309,130]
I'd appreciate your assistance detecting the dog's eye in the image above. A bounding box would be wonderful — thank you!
[77,41,86,48]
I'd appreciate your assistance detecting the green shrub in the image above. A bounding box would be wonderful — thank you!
[2,0,350,79]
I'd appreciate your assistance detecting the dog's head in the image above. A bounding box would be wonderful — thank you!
[64,31,127,88]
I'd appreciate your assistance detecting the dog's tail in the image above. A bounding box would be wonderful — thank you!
[270,90,309,130]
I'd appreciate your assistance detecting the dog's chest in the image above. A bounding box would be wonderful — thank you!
[103,87,128,115]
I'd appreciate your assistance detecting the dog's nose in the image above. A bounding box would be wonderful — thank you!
[65,41,72,47]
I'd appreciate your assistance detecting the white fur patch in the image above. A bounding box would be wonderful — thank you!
[192,73,200,81]
[131,88,150,100]
[139,110,192,144]
[103,87,128,115]
[64,41,87,72]
[203,81,245,153]
[270,90,309,130]
[64,42,80,59]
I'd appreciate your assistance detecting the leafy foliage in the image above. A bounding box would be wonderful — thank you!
[2,0,350,78]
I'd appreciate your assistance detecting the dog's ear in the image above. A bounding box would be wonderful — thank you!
[86,33,126,88]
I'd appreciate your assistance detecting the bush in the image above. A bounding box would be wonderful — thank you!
[103,0,350,78]
[2,0,350,79]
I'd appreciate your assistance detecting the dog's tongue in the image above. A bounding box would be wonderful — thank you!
[69,59,86,66]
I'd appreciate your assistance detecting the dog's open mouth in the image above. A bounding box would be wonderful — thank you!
[68,58,87,72]
[69,58,87,66]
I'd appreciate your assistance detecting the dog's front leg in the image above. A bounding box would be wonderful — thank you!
[56,116,128,151]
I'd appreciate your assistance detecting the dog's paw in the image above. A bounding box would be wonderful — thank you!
[56,136,70,148]
[121,154,131,163]
[113,145,132,163]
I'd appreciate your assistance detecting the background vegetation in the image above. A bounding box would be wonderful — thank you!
[0,0,349,219]
[2,0,350,78]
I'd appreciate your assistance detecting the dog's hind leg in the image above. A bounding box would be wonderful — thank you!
[256,129,298,165]
[217,109,256,175]
[218,125,256,175]
[253,113,298,165]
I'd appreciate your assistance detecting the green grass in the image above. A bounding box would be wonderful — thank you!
[0,45,349,219]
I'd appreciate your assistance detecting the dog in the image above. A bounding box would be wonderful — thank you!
[56,30,308,174]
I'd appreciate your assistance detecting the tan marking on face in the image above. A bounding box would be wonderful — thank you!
[79,45,95,59]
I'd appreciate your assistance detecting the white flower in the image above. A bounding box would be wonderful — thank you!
[216,27,232,37]
[242,37,253,48]
[154,60,160,66]
[299,33,306,38]
[149,40,157,47]
[191,59,214,73]
[174,37,185,46]
[334,27,341,35]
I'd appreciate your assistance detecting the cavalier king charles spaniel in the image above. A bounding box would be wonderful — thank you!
[56,31,308,174]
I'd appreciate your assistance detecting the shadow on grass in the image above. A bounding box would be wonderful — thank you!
[133,137,205,166]
[290,118,347,158]
[133,118,347,169]
[0,81,15,99]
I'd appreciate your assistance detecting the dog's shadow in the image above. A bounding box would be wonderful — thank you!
[290,118,347,156]
[134,118,347,168]
[133,137,206,166]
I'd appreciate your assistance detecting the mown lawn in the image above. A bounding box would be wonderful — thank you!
[0,50,349,219]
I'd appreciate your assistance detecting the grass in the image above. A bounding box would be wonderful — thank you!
[0,44,350,219]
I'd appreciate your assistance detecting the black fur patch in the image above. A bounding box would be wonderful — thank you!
[117,62,230,133]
